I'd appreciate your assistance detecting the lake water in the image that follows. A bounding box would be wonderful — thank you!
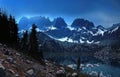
[67,63,120,77]
[44,52,120,77]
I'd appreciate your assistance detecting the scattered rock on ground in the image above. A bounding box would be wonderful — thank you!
[72,72,78,77]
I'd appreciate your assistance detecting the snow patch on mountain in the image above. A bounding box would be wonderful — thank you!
[67,26,75,31]
[94,29,105,36]
[77,28,82,31]
[88,30,94,35]
[56,37,96,44]
[81,37,85,40]
[94,41,100,44]
[86,40,94,44]
[111,26,119,33]
[67,26,83,31]
[57,37,68,42]
[80,39,84,43]
[73,40,79,43]
[48,26,57,30]
[68,39,74,43]
[82,27,86,30]
[57,37,74,43]
[57,37,79,43]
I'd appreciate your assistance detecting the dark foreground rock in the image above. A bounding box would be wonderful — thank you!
[0,44,91,77]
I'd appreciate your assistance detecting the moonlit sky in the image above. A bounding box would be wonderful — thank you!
[0,0,120,27]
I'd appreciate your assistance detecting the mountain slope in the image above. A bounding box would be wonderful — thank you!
[0,44,91,77]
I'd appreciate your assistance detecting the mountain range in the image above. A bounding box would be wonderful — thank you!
[18,16,120,66]
[17,16,120,77]
[18,16,120,46]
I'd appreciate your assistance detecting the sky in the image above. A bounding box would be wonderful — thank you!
[0,0,120,27]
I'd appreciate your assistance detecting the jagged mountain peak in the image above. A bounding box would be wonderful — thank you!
[71,18,94,29]
[18,16,120,45]
[52,17,67,29]
[96,25,105,30]
[18,16,52,31]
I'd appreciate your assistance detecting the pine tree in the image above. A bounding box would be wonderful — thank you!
[0,10,18,46]
[8,15,19,46]
[77,57,81,70]
[21,30,28,51]
[28,24,44,61]
[0,11,9,43]
[28,24,39,53]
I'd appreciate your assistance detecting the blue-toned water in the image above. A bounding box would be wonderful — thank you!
[44,52,120,77]
[67,63,120,77]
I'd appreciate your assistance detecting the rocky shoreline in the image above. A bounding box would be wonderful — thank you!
[0,44,91,77]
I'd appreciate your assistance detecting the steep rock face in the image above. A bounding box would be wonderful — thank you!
[104,23,120,40]
[99,23,120,46]
[52,17,67,29]
[46,28,72,38]
[37,32,52,44]
[37,32,66,52]
[71,18,94,29]
[40,40,65,52]
[18,16,52,31]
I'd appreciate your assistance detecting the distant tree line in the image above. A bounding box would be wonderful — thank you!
[0,10,44,63]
